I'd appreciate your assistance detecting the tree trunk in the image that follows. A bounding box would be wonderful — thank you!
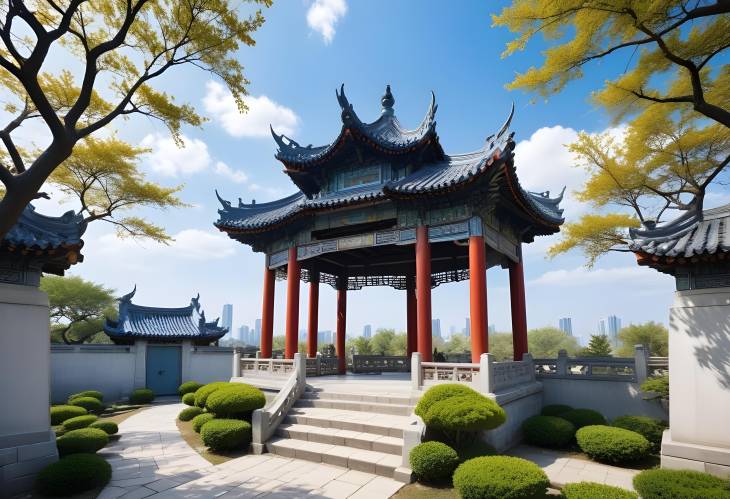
[0,141,74,239]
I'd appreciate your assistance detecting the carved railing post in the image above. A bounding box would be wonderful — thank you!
[523,352,536,382]
[411,352,422,390]
[232,350,241,378]
[634,344,648,384]
[557,349,568,376]
[478,353,494,394]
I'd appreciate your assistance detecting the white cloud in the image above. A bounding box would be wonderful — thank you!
[215,161,248,184]
[141,133,212,177]
[96,228,237,261]
[530,265,668,288]
[307,0,347,44]
[203,81,299,138]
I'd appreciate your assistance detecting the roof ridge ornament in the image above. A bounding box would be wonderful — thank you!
[381,85,395,116]
[215,189,231,209]
[336,84,361,125]
[120,285,136,303]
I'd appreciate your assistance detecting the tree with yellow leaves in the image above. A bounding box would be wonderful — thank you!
[0,0,271,239]
[494,1,730,265]
[549,106,729,265]
[493,1,730,127]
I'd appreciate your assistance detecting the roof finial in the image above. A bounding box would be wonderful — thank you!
[381,85,395,116]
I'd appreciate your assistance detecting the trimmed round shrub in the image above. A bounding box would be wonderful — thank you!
[89,420,118,435]
[576,425,651,463]
[205,384,266,418]
[562,482,638,499]
[633,468,730,499]
[129,388,155,404]
[62,415,98,431]
[50,405,88,425]
[456,440,496,462]
[182,393,196,406]
[68,390,103,402]
[409,441,459,483]
[178,406,204,422]
[36,453,111,496]
[200,419,252,451]
[56,428,109,456]
[560,408,607,429]
[422,394,506,433]
[414,384,479,418]
[194,382,231,408]
[541,404,573,417]
[522,415,576,448]
[611,415,666,449]
[178,381,204,396]
[68,396,103,413]
[453,456,550,499]
[192,413,216,433]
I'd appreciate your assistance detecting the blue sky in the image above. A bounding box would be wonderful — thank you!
[34,0,719,344]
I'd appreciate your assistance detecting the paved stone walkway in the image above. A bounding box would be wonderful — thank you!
[98,402,404,498]
[508,445,640,491]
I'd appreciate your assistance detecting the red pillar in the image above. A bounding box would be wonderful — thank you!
[510,256,528,360]
[469,235,489,362]
[406,281,417,357]
[336,283,347,374]
[415,226,433,361]
[307,272,319,358]
[284,247,300,359]
[260,264,275,358]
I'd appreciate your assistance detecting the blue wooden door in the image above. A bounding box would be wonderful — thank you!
[146,346,181,395]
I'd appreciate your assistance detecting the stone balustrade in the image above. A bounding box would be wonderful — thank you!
[251,353,306,454]
[352,355,410,373]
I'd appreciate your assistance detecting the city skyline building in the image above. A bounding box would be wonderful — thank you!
[363,324,372,338]
[221,304,233,339]
[598,315,622,347]
[488,324,496,334]
[432,319,442,339]
[464,317,471,338]
[559,317,573,336]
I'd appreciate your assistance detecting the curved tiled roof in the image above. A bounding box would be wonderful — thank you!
[271,85,438,165]
[215,88,564,236]
[629,203,730,258]
[4,204,86,250]
[104,287,227,342]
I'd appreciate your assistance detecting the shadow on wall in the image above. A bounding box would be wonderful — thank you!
[675,305,730,389]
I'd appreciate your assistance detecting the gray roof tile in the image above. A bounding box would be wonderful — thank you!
[629,203,730,257]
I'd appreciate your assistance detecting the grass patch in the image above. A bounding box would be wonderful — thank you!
[176,419,249,465]
[392,482,458,499]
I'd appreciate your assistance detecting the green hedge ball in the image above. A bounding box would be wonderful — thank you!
[50,405,88,425]
[205,385,266,418]
[453,456,550,499]
[68,396,104,413]
[68,390,103,402]
[409,441,459,483]
[576,425,651,464]
[182,393,196,406]
[56,428,109,457]
[200,419,252,451]
[192,413,216,433]
[414,384,479,418]
[62,415,99,431]
[36,454,112,496]
[178,381,204,396]
[129,388,155,404]
[521,415,576,448]
[562,481,638,499]
[89,420,119,435]
[178,406,204,422]
[633,468,730,499]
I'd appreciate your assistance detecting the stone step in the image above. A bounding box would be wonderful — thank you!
[276,423,403,455]
[285,407,412,438]
[266,437,408,481]
[294,397,412,416]
[302,390,416,406]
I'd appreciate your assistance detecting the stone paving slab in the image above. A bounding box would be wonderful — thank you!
[508,445,640,492]
[100,403,404,498]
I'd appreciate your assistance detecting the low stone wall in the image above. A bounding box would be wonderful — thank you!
[50,343,233,403]
[540,377,667,421]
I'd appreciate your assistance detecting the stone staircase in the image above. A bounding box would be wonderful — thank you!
[266,387,419,482]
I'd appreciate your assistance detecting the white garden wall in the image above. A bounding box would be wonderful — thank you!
[50,343,234,403]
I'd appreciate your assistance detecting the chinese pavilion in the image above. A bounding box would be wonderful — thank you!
[215,85,564,371]
[104,286,228,345]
